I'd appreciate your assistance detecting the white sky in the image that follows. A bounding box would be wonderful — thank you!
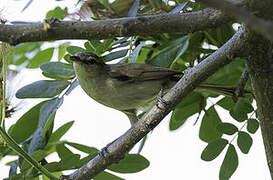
[0,0,271,179]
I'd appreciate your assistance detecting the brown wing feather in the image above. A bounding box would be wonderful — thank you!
[107,63,182,81]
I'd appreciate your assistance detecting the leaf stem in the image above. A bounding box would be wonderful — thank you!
[1,42,7,130]
[0,129,58,180]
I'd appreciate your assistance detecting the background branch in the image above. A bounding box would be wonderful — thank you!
[197,0,273,41]
[60,26,249,180]
[0,8,231,45]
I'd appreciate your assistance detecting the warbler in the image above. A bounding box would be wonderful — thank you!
[70,52,237,124]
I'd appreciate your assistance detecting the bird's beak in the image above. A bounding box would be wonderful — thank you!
[70,55,81,62]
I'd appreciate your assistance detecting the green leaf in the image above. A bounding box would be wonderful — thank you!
[65,142,98,154]
[63,54,72,63]
[40,98,63,135]
[219,144,238,180]
[108,154,149,173]
[170,2,188,14]
[94,171,124,180]
[13,55,28,66]
[199,106,222,143]
[206,23,235,47]
[217,97,235,110]
[21,149,48,171]
[58,42,70,60]
[65,79,79,95]
[149,36,188,67]
[237,131,253,154]
[27,48,54,68]
[42,172,63,180]
[9,101,45,143]
[216,123,238,135]
[46,7,68,20]
[206,60,245,86]
[84,41,96,52]
[170,92,203,130]
[88,40,104,54]
[48,121,74,143]
[102,49,128,62]
[128,0,139,17]
[101,39,114,52]
[45,151,81,171]
[16,80,70,99]
[230,98,254,122]
[28,127,48,154]
[40,62,75,79]
[201,138,228,161]
[56,143,75,161]
[172,38,189,64]
[14,42,41,55]
[66,46,86,55]
[247,118,259,134]
[129,41,145,63]
[77,153,98,167]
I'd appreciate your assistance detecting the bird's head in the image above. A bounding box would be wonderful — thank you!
[70,52,104,65]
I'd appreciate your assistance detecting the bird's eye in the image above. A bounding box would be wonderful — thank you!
[86,57,96,64]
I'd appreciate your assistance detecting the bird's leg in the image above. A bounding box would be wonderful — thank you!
[156,84,169,110]
[123,109,138,125]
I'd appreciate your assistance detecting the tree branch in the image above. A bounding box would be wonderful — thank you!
[245,31,273,178]
[233,68,249,101]
[197,0,273,41]
[60,26,249,180]
[0,8,231,45]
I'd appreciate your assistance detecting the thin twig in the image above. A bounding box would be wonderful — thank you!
[233,68,249,101]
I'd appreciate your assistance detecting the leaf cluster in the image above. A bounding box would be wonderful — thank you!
[1,0,259,180]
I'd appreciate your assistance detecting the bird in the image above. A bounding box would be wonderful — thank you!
[70,52,241,125]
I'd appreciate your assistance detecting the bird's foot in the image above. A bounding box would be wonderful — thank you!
[156,88,168,110]
[99,138,118,158]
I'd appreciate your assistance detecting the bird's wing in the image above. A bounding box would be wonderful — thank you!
[107,63,182,81]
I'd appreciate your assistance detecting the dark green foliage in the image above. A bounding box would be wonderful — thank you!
[94,171,125,180]
[230,98,254,122]
[201,138,228,161]
[16,80,70,98]
[46,7,68,20]
[148,36,188,67]
[247,118,259,134]
[170,92,204,130]
[40,62,75,80]
[219,144,238,180]
[216,123,238,135]
[237,131,253,154]
[27,48,55,68]
[9,102,45,143]
[4,1,258,179]
[108,154,149,173]
[199,106,222,143]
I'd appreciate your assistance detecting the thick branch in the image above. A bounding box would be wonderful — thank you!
[0,8,231,45]
[245,31,273,178]
[60,26,248,180]
[197,0,273,41]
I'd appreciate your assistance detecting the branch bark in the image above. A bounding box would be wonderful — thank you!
[245,31,273,179]
[60,26,249,180]
[0,8,231,45]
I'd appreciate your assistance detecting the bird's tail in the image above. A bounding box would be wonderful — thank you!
[198,83,251,97]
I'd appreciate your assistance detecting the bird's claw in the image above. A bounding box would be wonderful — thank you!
[45,17,60,25]
[156,88,168,110]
